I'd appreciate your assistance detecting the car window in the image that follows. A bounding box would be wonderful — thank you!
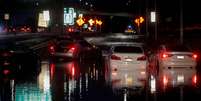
[114,46,143,53]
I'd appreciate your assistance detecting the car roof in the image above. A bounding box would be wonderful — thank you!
[109,42,144,47]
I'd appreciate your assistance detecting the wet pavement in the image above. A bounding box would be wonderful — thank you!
[0,57,201,101]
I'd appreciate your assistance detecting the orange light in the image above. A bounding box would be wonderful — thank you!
[139,16,144,23]
[135,16,144,27]
[76,18,85,26]
[135,19,140,27]
[96,20,103,26]
[88,19,95,26]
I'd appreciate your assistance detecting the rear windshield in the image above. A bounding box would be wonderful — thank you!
[114,46,143,53]
[58,40,73,46]
[166,45,191,52]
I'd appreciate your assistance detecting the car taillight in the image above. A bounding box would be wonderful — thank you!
[137,55,146,61]
[161,53,172,58]
[192,75,197,85]
[2,52,12,57]
[163,75,168,86]
[3,70,10,75]
[49,46,55,54]
[192,54,198,59]
[111,55,121,60]
[69,47,75,53]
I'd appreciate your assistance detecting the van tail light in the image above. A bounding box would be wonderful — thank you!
[137,55,146,61]
[192,75,197,85]
[111,55,121,60]
[163,75,168,86]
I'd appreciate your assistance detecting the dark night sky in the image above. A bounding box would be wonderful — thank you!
[1,0,201,28]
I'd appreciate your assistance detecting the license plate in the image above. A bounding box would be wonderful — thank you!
[177,75,184,83]
[125,58,132,62]
[177,56,184,59]
[126,77,133,85]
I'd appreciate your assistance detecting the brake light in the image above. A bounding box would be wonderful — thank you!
[49,46,55,51]
[3,70,10,75]
[192,75,197,85]
[69,47,75,53]
[2,52,12,57]
[111,55,121,60]
[161,53,173,58]
[163,75,168,86]
[162,53,168,58]
[49,46,55,54]
[137,56,146,61]
[193,54,198,59]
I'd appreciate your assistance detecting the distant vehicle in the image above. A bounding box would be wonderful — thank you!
[149,44,198,90]
[105,43,148,91]
[48,35,102,62]
[0,41,41,78]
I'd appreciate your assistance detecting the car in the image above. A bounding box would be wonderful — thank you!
[105,43,148,92]
[149,44,198,91]
[48,35,102,62]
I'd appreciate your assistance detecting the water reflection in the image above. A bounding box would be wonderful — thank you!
[50,60,103,101]
[15,61,51,101]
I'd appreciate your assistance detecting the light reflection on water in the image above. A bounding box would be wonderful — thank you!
[15,61,51,101]
[1,60,102,101]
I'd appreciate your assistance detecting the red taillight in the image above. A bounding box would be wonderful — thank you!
[162,53,168,58]
[3,70,10,75]
[2,51,12,57]
[69,47,75,53]
[193,54,198,59]
[137,56,146,61]
[163,75,168,85]
[50,46,54,50]
[49,46,55,54]
[111,55,121,60]
[161,53,173,59]
[192,75,197,85]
